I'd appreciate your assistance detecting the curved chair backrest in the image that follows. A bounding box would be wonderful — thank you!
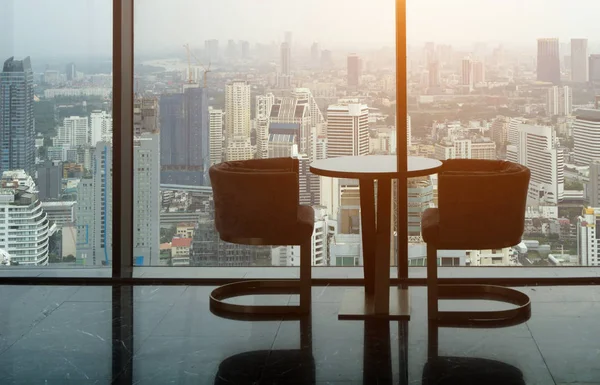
[209,158,299,241]
[437,159,530,250]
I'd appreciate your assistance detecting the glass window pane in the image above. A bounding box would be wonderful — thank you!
[0,0,112,276]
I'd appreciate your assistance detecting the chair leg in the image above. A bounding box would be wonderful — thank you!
[300,240,312,314]
[427,243,438,321]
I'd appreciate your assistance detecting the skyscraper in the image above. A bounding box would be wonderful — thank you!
[473,61,485,83]
[546,86,572,117]
[225,80,251,141]
[461,57,473,89]
[326,101,369,158]
[571,38,588,83]
[65,62,76,81]
[279,42,291,88]
[537,38,561,84]
[506,124,564,205]
[90,110,112,146]
[55,116,89,147]
[347,54,361,87]
[589,54,600,84]
[573,109,600,165]
[208,107,223,166]
[225,81,252,161]
[0,57,35,175]
[159,85,209,185]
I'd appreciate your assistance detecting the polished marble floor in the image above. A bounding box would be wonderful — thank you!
[0,284,598,384]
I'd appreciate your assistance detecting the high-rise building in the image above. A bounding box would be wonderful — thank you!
[586,160,600,207]
[77,100,160,266]
[76,142,113,266]
[268,98,310,157]
[537,38,561,84]
[90,110,112,146]
[428,62,440,87]
[225,80,251,142]
[326,101,369,158]
[65,62,76,81]
[0,57,35,175]
[434,138,496,160]
[281,42,291,76]
[0,170,52,265]
[255,93,275,159]
[208,107,223,166]
[589,54,600,84]
[507,123,564,205]
[55,116,89,147]
[159,85,208,185]
[347,54,361,87]
[571,38,588,83]
[547,86,572,116]
[577,207,600,266]
[573,109,600,165]
[408,177,433,240]
[490,116,509,147]
[461,57,473,89]
[268,134,296,158]
[36,160,62,200]
[473,60,485,83]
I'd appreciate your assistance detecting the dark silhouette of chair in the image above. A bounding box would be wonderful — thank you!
[209,158,313,316]
[423,320,527,385]
[422,159,531,324]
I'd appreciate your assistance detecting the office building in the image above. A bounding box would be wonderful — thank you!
[225,139,254,161]
[90,110,112,145]
[65,62,76,81]
[292,88,325,129]
[296,153,320,206]
[0,57,35,175]
[547,86,572,116]
[326,101,369,158]
[268,134,296,158]
[76,143,113,266]
[281,42,291,76]
[507,124,564,205]
[473,60,485,83]
[225,80,251,142]
[577,207,600,266]
[347,54,361,87]
[0,170,52,265]
[434,138,496,161]
[255,93,275,159]
[77,132,160,266]
[408,177,433,240]
[36,160,62,200]
[571,39,588,83]
[589,54,600,84]
[208,107,223,166]
[573,109,600,165]
[491,116,509,147]
[461,57,473,89]
[269,96,312,158]
[537,38,561,84]
[428,62,440,87]
[586,160,600,207]
[55,116,89,147]
[159,85,208,185]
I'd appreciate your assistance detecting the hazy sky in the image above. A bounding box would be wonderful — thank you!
[2,0,600,58]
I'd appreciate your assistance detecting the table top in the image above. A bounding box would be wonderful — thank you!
[310,155,443,179]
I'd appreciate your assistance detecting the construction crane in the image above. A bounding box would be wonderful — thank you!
[186,45,211,88]
[183,44,195,84]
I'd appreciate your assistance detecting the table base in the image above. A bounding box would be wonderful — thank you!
[338,287,411,320]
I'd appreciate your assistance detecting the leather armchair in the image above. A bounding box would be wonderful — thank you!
[209,158,313,315]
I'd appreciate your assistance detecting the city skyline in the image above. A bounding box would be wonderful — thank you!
[6,0,600,57]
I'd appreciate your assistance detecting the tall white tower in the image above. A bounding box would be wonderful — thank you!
[326,100,369,158]
[225,80,251,141]
[209,107,224,166]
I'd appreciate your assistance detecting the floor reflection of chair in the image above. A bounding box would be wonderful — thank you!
[423,320,527,385]
[213,314,314,385]
[209,158,313,316]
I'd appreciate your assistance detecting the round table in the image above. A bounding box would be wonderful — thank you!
[310,155,442,319]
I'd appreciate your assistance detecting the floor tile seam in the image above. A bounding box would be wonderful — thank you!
[526,321,558,385]
[135,298,181,354]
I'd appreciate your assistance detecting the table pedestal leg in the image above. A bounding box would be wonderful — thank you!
[374,178,391,314]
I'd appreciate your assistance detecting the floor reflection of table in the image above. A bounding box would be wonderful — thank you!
[310,156,442,320]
